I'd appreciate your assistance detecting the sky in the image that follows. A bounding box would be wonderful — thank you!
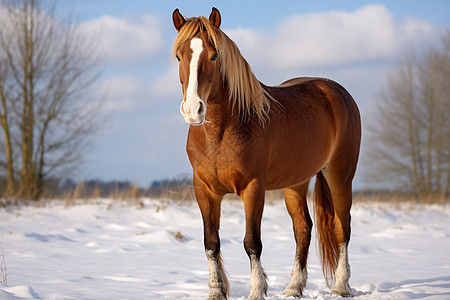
[54,0,449,189]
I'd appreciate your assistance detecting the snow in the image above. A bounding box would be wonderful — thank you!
[0,199,449,299]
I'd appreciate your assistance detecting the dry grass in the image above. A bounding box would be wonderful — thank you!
[352,191,449,205]
[1,178,448,208]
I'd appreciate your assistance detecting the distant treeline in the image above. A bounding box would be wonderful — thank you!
[60,178,195,200]
[0,176,194,200]
[1,176,447,204]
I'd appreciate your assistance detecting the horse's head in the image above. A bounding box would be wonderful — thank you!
[172,8,222,125]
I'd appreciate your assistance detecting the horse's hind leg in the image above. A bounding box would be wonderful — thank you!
[322,168,353,297]
[194,177,229,299]
[283,181,312,298]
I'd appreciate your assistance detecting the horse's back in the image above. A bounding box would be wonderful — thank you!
[275,77,360,135]
[277,77,324,87]
[278,77,356,107]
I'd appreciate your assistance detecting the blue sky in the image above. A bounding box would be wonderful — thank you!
[56,1,449,189]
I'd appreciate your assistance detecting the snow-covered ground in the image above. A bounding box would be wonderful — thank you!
[0,198,449,299]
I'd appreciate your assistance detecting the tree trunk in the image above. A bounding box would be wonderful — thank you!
[0,93,15,196]
[18,0,39,199]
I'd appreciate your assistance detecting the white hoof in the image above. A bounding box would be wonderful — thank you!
[206,292,227,300]
[331,283,351,297]
[284,264,307,298]
[283,286,302,298]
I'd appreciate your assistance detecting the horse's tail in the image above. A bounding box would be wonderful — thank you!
[313,170,339,288]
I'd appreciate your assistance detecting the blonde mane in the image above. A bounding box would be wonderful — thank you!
[173,17,273,125]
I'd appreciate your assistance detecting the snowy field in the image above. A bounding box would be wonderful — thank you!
[0,198,449,300]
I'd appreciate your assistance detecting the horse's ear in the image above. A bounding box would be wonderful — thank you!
[173,8,186,31]
[209,7,221,28]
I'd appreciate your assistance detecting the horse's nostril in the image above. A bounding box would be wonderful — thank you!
[198,102,205,115]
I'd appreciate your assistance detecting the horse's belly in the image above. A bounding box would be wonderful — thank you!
[265,134,333,189]
[266,159,322,190]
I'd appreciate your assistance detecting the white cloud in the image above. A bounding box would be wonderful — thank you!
[226,4,436,69]
[94,68,182,113]
[80,14,163,64]
[397,16,435,47]
[95,76,144,112]
[150,62,181,99]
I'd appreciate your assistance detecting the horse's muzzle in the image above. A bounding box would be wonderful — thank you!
[180,99,206,125]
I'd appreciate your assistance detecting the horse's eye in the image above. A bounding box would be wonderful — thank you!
[211,54,218,61]
[176,54,181,62]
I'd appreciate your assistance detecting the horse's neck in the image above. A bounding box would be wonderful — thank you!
[201,88,237,141]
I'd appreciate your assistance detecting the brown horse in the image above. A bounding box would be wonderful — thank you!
[172,7,361,300]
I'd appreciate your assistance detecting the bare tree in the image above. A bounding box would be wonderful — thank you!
[0,0,103,199]
[0,52,15,196]
[365,31,450,200]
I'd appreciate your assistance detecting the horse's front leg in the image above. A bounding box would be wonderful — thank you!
[242,179,268,300]
[194,177,229,299]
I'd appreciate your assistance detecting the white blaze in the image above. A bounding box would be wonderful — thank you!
[180,38,206,124]
[187,38,203,105]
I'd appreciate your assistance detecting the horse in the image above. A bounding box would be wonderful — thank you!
[172,7,361,300]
